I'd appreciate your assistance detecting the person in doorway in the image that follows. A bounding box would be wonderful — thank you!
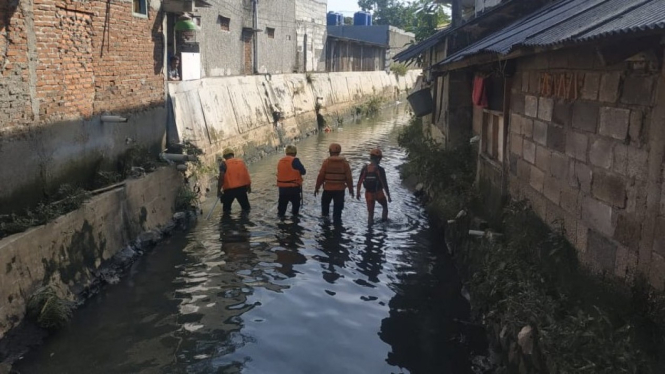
[168,55,180,81]
[277,145,306,217]
[315,143,354,222]
[356,148,391,224]
[217,148,252,212]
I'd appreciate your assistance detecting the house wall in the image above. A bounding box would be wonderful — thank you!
[0,0,167,214]
[295,0,327,72]
[325,39,385,72]
[502,46,665,288]
[195,0,298,76]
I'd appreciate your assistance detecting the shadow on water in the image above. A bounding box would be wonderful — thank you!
[14,104,487,374]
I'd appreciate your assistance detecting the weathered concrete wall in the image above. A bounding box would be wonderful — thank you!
[504,46,665,288]
[295,0,327,72]
[194,0,299,76]
[168,70,420,161]
[0,167,181,339]
[0,108,167,214]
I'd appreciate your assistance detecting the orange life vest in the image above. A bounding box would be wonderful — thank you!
[222,158,251,190]
[277,156,303,187]
[323,156,348,191]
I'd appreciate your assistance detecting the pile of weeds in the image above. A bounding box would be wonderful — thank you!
[0,184,89,238]
[175,185,200,212]
[397,116,478,218]
[354,95,385,117]
[118,145,161,177]
[26,286,74,331]
[390,63,408,78]
[457,202,665,373]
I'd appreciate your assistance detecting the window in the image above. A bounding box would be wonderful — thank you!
[133,0,147,16]
[218,15,230,31]
[482,110,504,162]
[266,27,275,39]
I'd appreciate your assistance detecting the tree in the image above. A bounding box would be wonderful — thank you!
[357,0,450,41]
[344,16,353,25]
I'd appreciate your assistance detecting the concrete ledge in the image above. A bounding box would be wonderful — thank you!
[0,167,182,339]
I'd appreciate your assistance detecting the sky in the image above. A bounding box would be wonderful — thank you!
[327,0,362,16]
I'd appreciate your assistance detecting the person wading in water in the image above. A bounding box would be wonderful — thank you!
[314,143,354,222]
[356,148,391,225]
[217,148,252,212]
[276,145,306,217]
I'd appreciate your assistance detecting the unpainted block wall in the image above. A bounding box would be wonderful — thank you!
[505,46,665,288]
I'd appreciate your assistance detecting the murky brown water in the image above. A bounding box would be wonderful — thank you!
[15,105,483,374]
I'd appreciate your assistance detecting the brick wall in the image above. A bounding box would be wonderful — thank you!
[0,0,164,130]
[0,0,33,126]
[505,46,665,288]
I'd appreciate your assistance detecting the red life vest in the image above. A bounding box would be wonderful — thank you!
[277,156,303,187]
[222,158,251,190]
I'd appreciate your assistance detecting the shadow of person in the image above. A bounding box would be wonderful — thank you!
[219,211,253,263]
[316,220,350,284]
[273,219,307,278]
[356,226,387,284]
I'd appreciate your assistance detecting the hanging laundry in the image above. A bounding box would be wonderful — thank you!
[472,76,488,108]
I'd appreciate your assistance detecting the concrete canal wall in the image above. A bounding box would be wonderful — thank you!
[0,168,181,340]
[168,70,420,163]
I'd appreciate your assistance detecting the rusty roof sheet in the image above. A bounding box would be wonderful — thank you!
[437,0,665,68]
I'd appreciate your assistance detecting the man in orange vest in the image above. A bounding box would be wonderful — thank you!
[217,148,252,212]
[315,143,354,221]
[277,145,306,217]
[356,148,391,224]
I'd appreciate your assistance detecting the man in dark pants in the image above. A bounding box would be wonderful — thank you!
[217,148,252,212]
[277,145,306,217]
[314,143,354,221]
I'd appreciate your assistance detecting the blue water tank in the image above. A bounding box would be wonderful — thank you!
[327,11,339,26]
[353,11,372,26]
[336,13,344,25]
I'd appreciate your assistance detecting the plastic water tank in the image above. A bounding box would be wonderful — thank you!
[353,11,372,26]
[336,13,344,25]
[327,11,339,26]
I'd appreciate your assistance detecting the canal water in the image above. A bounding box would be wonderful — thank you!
[15,105,483,374]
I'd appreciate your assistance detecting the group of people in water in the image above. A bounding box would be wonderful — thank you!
[216,143,392,224]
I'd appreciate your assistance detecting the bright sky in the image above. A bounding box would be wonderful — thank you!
[327,0,362,15]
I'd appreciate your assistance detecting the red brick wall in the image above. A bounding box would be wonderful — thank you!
[0,1,33,127]
[0,0,164,129]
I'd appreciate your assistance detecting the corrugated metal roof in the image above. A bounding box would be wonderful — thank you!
[437,0,665,68]
[393,27,451,63]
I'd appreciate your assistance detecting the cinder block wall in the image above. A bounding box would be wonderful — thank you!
[505,46,665,288]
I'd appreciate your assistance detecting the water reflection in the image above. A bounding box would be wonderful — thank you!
[14,106,483,374]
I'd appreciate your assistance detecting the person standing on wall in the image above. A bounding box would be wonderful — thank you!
[314,143,354,222]
[217,148,252,212]
[356,148,391,225]
[277,145,306,217]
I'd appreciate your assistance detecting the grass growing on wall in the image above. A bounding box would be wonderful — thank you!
[390,63,408,78]
[397,116,665,373]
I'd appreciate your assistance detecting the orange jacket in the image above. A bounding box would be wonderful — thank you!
[315,156,353,192]
[277,156,303,187]
[222,158,251,190]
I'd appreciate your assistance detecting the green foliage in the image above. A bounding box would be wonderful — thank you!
[456,201,664,373]
[344,16,353,25]
[390,63,408,78]
[0,184,89,238]
[120,145,159,175]
[26,286,74,331]
[358,0,451,41]
[354,96,385,117]
[397,116,477,218]
[175,185,200,211]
